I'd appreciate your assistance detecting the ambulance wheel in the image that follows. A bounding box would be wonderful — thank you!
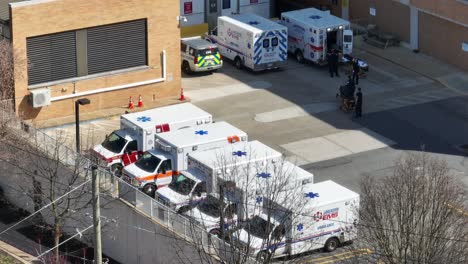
[295,50,304,64]
[256,251,271,262]
[177,206,190,214]
[324,237,340,252]
[234,57,243,70]
[143,184,156,198]
[209,228,221,236]
[110,164,123,177]
[182,61,192,74]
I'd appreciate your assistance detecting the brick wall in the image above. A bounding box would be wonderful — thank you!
[10,0,181,121]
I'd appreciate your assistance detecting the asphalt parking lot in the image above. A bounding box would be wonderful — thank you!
[43,42,468,263]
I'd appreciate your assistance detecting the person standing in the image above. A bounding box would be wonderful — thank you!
[352,58,360,85]
[327,50,334,77]
[332,49,339,77]
[355,87,363,118]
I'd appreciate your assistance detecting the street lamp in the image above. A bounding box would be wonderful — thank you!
[75,98,90,153]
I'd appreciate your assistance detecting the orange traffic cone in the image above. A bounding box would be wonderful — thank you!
[138,95,144,107]
[128,96,134,109]
[180,87,186,101]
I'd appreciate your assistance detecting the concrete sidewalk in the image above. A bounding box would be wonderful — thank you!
[0,240,39,263]
[33,96,187,129]
[353,35,468,96]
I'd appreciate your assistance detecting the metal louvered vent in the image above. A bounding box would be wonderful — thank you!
[87,19,148,75]
[27,31,77,85]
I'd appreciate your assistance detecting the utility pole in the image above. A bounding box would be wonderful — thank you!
[219,183,225,239]
[92,165,102,264]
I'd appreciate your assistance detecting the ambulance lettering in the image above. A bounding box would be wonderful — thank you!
[227,28,242,40]
[313,207,339,222]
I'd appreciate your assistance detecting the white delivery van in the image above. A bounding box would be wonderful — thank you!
[92,103,212,175]
[280,8,353,65]
[155,140,284,212]
[122,121,247,197]
[233,180,359,261]
[206,13,288,71]
[183,161,315,235]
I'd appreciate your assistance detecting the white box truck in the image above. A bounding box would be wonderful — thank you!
[232,180,359,261]
[122,121,247,197]
[280,8,353,65]
[206,13,288,71]
[92,103,212,175]
[155,140,286,212]
[182,160,315,234]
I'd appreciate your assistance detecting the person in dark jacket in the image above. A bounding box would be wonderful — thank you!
[352,58,360,85]
[355,88,363,118]
[331,49,339,77]
[327,51,334,77]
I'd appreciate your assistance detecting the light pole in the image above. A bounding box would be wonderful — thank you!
[75,98,90,153]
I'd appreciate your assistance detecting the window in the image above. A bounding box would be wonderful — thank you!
[189,47,195,55]
[462,42,468,52]
[222,0,231,9]
[87,19,147,75]
[27,31,77,85]
[158,160,172,173]
[193,182,207,195]
[125,140,138,153]
[263,39,270,48]
[271,225,285,240]
[344,35,353,43]
[26,19,147,86]
[181,43,187,52]
[225,203,237,219]
[271,37,278,47]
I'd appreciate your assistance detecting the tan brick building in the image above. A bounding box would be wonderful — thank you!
[5,0,181,121]
[349,0,468,71]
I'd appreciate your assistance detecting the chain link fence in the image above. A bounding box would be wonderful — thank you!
[0,102,257,263]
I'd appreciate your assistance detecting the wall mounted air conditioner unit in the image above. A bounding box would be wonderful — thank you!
[30,88,51,108]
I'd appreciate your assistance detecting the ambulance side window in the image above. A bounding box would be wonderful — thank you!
[193,182,207,195]
[181,43,187,52]
[263,39,270,48]
[159,160,172,173]
[126,140,138,153]
[272,225,286,240]
[189,48,195,55]
[271,37,278,47]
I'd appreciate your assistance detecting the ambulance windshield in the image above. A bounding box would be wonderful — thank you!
[197,195,224,218]
[241,216,274,239]
[102,132,127,153]
[135,152,161,173]
[169,174,196,195]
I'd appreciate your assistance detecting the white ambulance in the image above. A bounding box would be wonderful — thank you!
[183,160,315,235]
[280,8,353,65]
[122,121,247,197]
[92,103,212,175]
[232,180,359,261]
[155,140,284,213]
[206,13,288,71]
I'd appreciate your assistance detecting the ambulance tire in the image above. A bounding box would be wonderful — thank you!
[256,251,271,262]
[209,228,221,236]
[182,61,192,74]
[143,184,157,198]
[295,50,304,64]
[324,237,340,252]
[110,164,123,177]
[234,57,243,70]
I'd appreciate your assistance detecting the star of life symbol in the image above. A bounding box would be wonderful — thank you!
[297,223,304,231]
[304,192,319,199]
[195,130,208,135]
[256,172,271,179]
[256,196,263,204]
[232,151,247,157]
[136,116,152,122]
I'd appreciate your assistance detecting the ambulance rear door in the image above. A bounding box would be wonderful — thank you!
[343,29,353,54]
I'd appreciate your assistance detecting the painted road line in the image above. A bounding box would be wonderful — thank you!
[302,248,372,264]
[281,128,395,164]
